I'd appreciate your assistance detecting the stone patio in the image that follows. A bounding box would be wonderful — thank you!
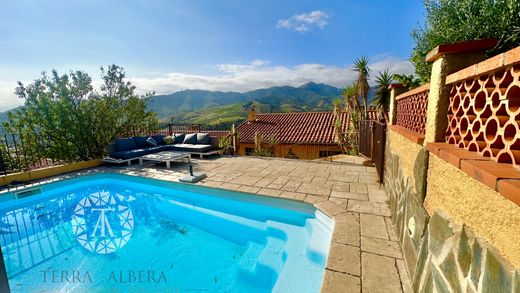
[13,156,412,292]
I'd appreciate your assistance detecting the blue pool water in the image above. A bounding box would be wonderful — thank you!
[0,173,333,292]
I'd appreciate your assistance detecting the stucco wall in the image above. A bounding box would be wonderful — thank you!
[425,154,520,267]
[386,128,429,199]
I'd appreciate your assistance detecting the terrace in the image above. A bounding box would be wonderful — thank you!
[5,155,412,292]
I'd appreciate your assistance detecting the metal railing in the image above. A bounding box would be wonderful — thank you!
[0,133,62,176]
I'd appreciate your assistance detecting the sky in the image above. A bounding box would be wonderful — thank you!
[0,0,425,111]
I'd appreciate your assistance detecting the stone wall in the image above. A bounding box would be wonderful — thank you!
[412,210,518,292]
[384,128,429,276]
[385,131,520,292]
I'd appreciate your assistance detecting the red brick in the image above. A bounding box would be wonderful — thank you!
[460,160,520,190]
[426,142,461,156]
[497,179,520,206]
[438,148,491,168]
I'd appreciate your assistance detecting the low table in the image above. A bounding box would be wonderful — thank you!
[138,151,191,168]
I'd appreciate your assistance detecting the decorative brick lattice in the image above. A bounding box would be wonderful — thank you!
[446,64,520,166]
[395,88,429,134]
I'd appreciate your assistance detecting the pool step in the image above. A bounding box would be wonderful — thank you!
[237,236,287,290]
[305,218,333,265]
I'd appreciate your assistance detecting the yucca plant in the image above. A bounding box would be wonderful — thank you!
[353,57,371,119]
[374,69,393,120]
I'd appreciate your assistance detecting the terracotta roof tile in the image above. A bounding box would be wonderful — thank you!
[237,111,351,144]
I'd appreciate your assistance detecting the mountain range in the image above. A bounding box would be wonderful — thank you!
[0,82,376,125]
[149,82,375,123]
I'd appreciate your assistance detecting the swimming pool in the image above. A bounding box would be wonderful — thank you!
[0,173,333,292]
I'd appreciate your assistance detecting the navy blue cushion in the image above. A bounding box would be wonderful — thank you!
[196,133,210,144]
[132,136,148,148]
[152,134,166,145]
[146,137,158,147]
[115,138,137,151]
[112,149,148,159]
[183,133,197,144]
[174,133,185,144]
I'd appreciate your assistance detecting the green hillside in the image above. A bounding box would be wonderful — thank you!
[150,82,344,123]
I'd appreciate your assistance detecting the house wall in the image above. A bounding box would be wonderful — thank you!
[385,43,520,292]
[237,143,342,160]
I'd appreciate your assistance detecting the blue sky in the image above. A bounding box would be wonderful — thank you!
[0,0,425,111]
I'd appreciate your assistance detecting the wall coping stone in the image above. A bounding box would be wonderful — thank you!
[388,83,405,89]
[388,125,425,145]
[426,142,520,206]
[425,38,497,62]
[446,45,520,84]
[395,83,430,101]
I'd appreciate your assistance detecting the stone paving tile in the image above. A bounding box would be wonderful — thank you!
[279,191,306,201]
[361,236,402,259]
[348,200,391,216]
[396,259,413,293]
[310,177,328,185]
[360,214,389,240]
[267,176,291,189]
[304,194,328,204]
[328,197,348,210]
[253,177,275,188]
[330,191,368,201]
[385,217,399,242]
[358,174,380,184]
[326,242,361,276]
[330,182,350,192]
[332,213,360,247]
[237,185,261,193]
[281,180,302,192]
[350,183,368,194]
[316,201,347,217]
[199,180,223,188]
[328,173,358,183]
[321,270,361,293]
[229,174,263,186]
[257,188,282,197]
[219,182,242,190]
[368,185,387,203]
[297,182,331,196]
[362,252,402,293]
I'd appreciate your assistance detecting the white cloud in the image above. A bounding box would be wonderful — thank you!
[129,56,414,96]
[0,56,415,111]
[277,11,329,33]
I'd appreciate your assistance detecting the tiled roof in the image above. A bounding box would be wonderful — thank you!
[236,112,350,144]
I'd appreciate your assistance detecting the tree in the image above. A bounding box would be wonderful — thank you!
[412,0,520,82]
[353,57,371,119]
[374,70,393,117]
[3,65,158,163]
[342,84,361,155]
[393,74,421,90]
